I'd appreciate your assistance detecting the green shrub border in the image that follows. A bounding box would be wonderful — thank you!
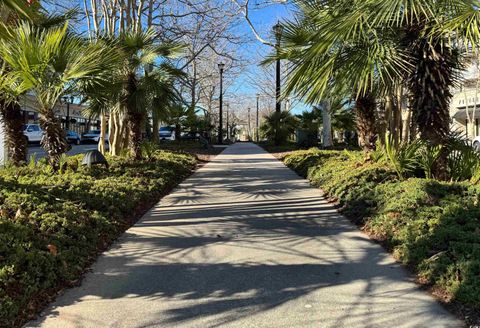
[282,148,480,326]
[0,151,197,327]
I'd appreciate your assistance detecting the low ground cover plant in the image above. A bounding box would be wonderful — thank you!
[283,148,480,317]
[0,151,196,327]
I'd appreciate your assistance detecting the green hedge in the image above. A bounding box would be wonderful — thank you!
[284,149,480,310]
[0,151,196,327]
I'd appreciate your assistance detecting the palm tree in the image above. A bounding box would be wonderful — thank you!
[282,0,480,177]
[0,22,119,167]
[0,0,56,166]
[260,111,299,145]
[275,0,407,152]
[117,29,183,159]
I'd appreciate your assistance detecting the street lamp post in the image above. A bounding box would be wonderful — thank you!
[256,93,260,142]
[226,102,229,141]
[273,21,283,114]
[247,107,251,140]
[218,62,225,144]
[62,95,74,130]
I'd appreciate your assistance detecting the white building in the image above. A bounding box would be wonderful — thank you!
[451,55,480,139]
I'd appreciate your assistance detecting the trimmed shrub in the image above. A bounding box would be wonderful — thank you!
[0,151,196,327]
[284,149,480,310]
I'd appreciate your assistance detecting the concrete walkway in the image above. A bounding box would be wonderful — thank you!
[28,143,461,328]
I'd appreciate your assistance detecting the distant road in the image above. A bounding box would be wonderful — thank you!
[27,143,104,160]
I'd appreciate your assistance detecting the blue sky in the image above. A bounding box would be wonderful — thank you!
[228,2,309,115]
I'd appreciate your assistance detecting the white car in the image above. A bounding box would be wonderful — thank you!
[159,126,175,141]
[23,124,43,143]
[81,130,109,143]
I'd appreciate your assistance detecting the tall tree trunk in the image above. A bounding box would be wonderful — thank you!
[123,73,142,159]
[122,121,129,152]
[407,33,456,179]
[39,108,69,168]
[98,113,107,154]
[127,110,143,159]
[110,112,120,156]
[175,123,181,140]
[402,107,412,143]
[392,88,403,145]
[321,100,333,148]
[152,111,159,143]
[355,94,377,152]
[108,111,115,150]
[0,100,27,165]
[377,99,388,146]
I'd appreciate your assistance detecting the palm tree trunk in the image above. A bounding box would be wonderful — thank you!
[355,94,377,152]
[123,73,143,159]
[39,108,69,168]
[407,34,456,179]
[175,123,181,140]
[0,100,27,165]
[152,111,159,143]
[321,100,333,148]
[122,122,129,151]
[127,110,143,159]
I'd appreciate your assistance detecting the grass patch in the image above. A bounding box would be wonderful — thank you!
[0,151,196,327]
[284,148,480,322]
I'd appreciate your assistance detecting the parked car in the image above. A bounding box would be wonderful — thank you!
[23,124,43,143]
[66,130,81,145]
[159,126,175,141]
[180,132,200,141]
[81,130,109,143]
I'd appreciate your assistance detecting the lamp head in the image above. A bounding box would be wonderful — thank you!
[218,62,225,71]
[273,21,283,43]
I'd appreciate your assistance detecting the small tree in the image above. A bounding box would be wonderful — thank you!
[0,22,119,167]
[116,29,183,159]
[260,111,298,145]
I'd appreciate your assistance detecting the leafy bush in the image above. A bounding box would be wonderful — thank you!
[383,135,422,180]
[0,151,196,327]
[417,144,442,179]
[445,133,480,181]
[260,111,298,145]
[284,149,480,312]
[373,133,480,181]
[140,140,160,160]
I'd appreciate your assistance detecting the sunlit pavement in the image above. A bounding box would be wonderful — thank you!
[27,143,461,328]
